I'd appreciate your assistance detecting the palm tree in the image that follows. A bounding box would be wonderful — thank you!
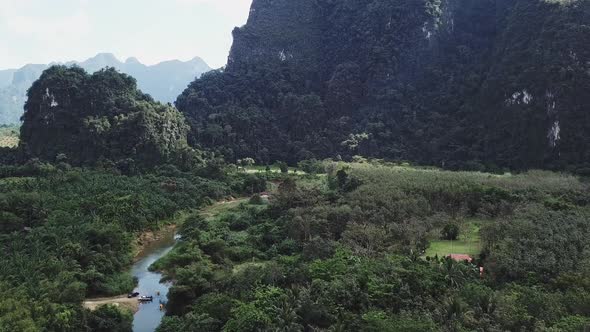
[440,258,468,288]
[443,296,465,332]
[271,290,303,332]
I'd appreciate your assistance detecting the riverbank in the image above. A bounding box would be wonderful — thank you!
[83,225,178,313]
[82,202,243,327]
[83,296,139,313]
[133,224,177,262]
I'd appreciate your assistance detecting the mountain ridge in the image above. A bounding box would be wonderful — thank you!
[176,0,590,173]
[0,53,211,125]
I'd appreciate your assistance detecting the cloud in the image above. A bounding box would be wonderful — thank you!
[176,0,252,21]
[176,0,250,5]
[0,0,252,69]
[0,0,92,67]
[5,11,90,37]
[0,0,91,44]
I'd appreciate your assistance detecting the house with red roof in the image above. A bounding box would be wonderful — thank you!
[448,254,473,263]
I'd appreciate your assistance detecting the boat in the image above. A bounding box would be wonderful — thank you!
[138,295,153,302]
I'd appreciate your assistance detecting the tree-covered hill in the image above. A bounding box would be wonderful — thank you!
[19,66,196,169]
[0,54,210,125]
[177,0,590,173]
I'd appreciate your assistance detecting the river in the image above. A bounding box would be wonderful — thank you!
[131,228,178,332]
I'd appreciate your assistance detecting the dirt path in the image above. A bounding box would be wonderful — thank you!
[83,296,139,313]
[199,197,249,219]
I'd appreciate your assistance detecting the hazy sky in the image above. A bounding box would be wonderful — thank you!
[0,0,253,70]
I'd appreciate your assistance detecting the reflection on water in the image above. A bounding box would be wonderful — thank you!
[131,229,176,332]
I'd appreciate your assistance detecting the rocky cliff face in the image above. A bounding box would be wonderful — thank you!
[178,0,590,172]
[228,0,324,80]
[472,0,590,170]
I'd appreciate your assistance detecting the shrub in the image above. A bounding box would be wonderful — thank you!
[86,304,133,332]
[243,175,267,194]
[229,215,251,231]
[276,161,289,173]
[441,223,460,241]
[249,194,265,206]
[298,159,325,174]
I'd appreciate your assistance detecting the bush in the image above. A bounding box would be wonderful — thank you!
[543,197,575,211]
[276,161,289,173]
[98,272,136,296]
[298,159,325,174]
[303,237,336,261]
[229,215,252,231]
[226,246,261,262]
[441,223,460,241]
[0,212,24,232]
[547,315,590,332]
[249,194,265,206]
[86,304,133,332]
[193,293,235,323]
[243,175,267,194]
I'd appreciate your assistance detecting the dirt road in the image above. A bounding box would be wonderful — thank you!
[83,296,139,313]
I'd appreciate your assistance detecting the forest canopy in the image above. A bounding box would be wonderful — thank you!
[1,0,590,331]
[155,162,590,332]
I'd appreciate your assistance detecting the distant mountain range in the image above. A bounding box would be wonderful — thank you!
[0,53,211,124]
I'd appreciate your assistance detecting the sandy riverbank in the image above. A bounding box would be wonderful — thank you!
[84,225,177,312]
[83,296,139,313]
[133,224,177,261]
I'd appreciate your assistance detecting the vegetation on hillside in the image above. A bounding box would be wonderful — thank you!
[2,2,590,331]
[177,0,590,173]
[156,162,590,331]
[20,66,197,170]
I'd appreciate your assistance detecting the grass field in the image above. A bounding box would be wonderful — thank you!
[425,220,482,258]
[200,198,250,220]
[244,165,306,175]
[232,261,266,274]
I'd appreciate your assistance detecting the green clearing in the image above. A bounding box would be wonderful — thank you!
[244,165,306,175]
[199,198,250,220]
[0,177,34,185]
[232,261,267,274]
[425,221,482,258]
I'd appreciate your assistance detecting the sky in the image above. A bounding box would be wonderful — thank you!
[0,0,253,70]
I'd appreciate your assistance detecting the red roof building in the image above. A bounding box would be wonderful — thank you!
[448,254,473,263]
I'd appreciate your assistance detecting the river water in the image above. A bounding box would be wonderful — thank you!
[131,229,177,332]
